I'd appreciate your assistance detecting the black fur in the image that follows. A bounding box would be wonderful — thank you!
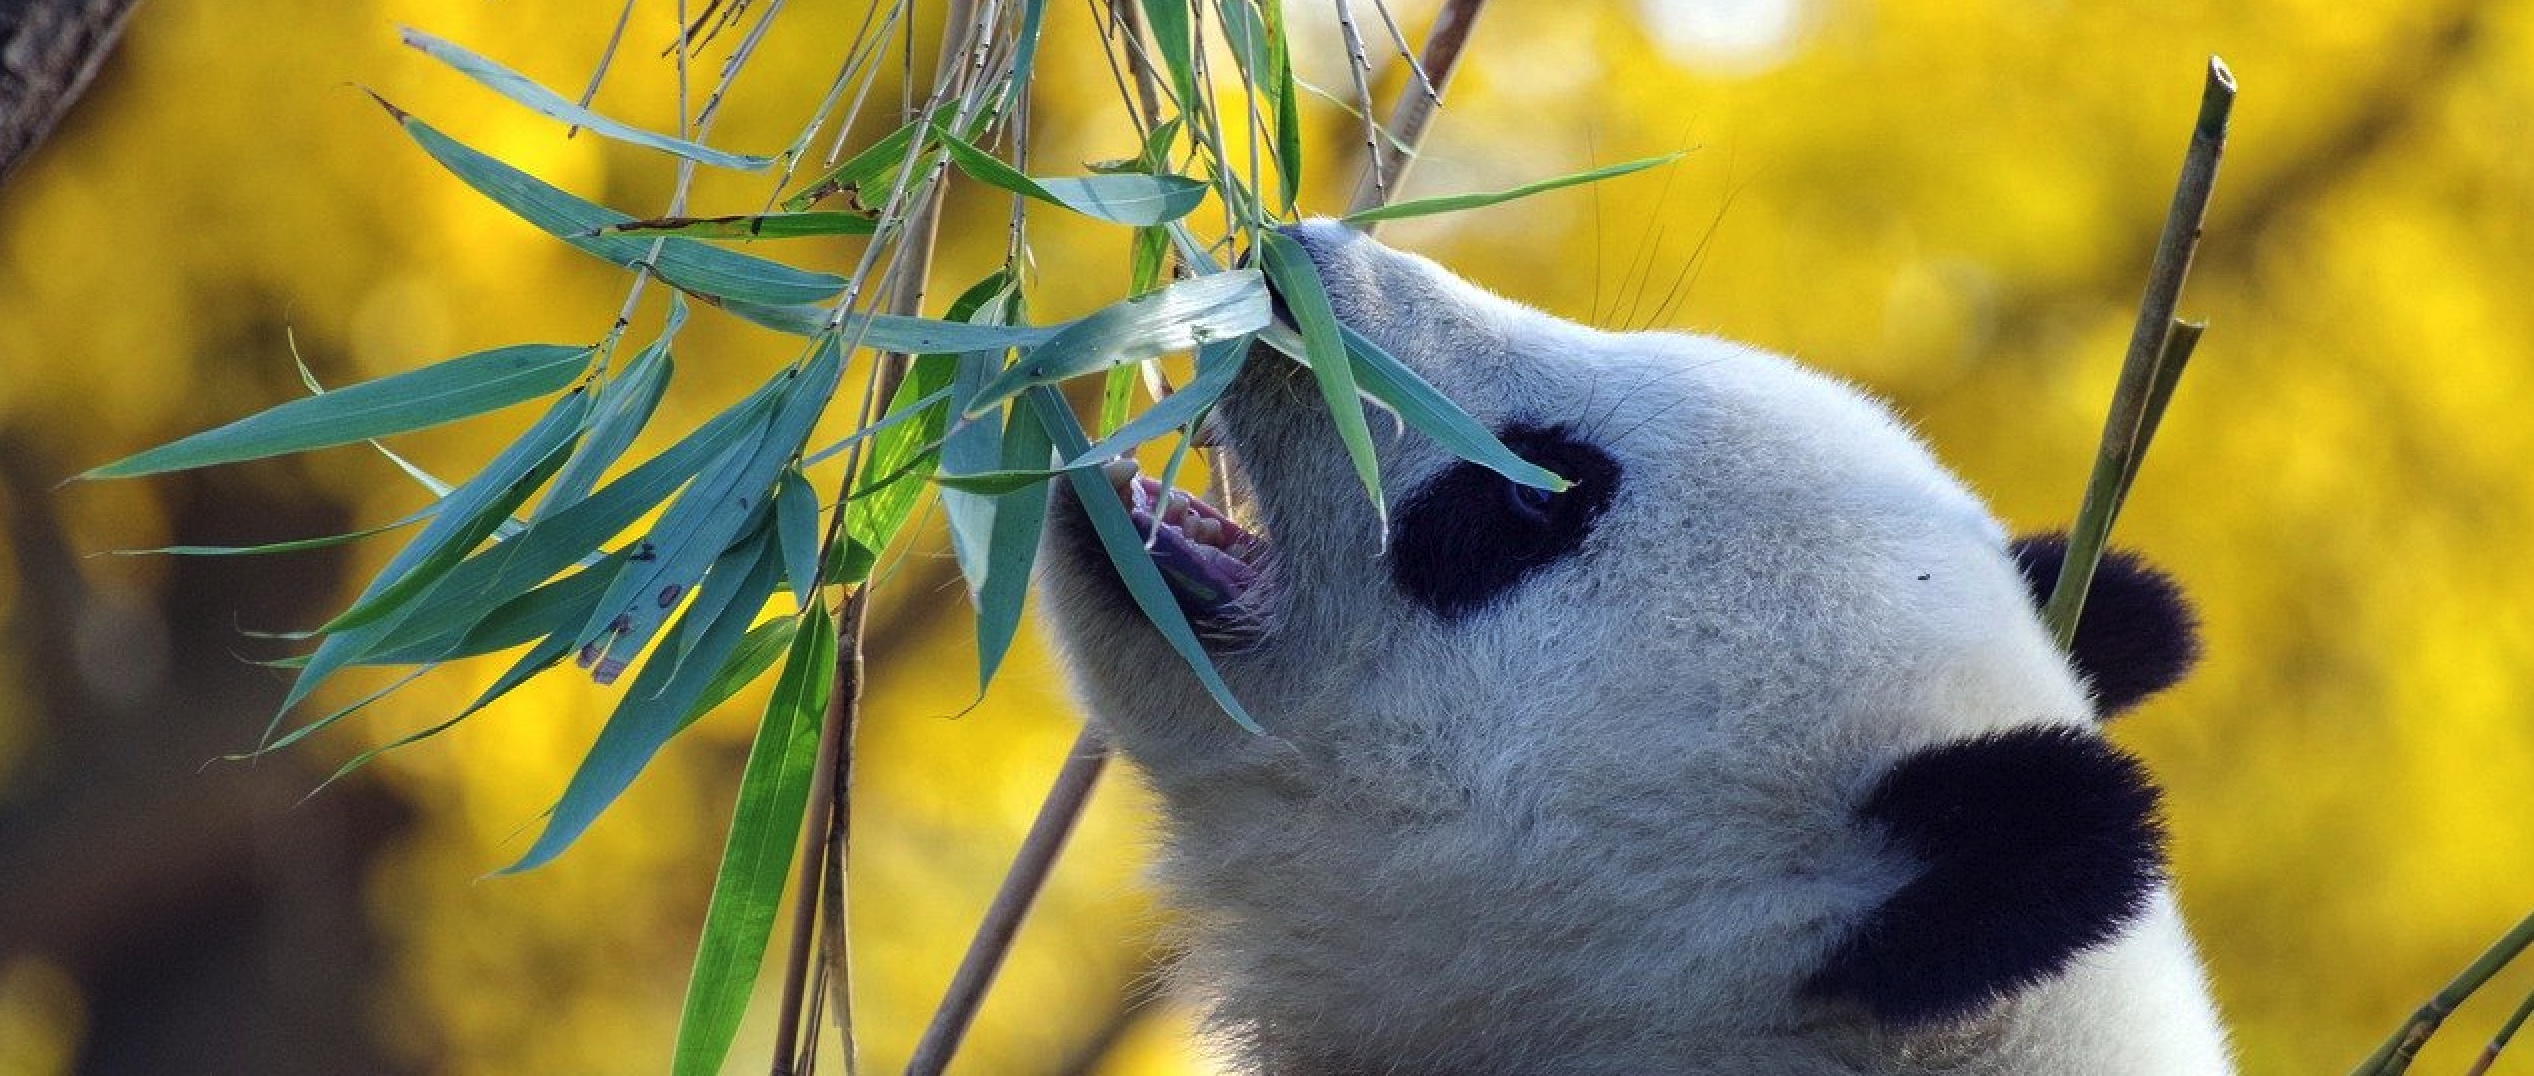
[1388,426,1620,620]
[1807,724,2167,1029]
[2009,536,2201,718]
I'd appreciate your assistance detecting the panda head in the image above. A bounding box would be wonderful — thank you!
[1039,221,2222,1069]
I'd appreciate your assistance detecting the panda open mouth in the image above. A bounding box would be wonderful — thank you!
[1097,456,1266,629]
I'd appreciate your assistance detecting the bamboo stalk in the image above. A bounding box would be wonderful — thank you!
[2354,906,2534,1076]
[2039,57,2234,645]
[1346,0,1489,220]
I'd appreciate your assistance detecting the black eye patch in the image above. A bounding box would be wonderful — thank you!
[1389,425,1621,620]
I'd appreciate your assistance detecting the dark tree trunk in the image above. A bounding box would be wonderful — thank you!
[0,0,140,185]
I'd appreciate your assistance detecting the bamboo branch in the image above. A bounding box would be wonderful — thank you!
[904,725,1113,1075]
[2039,57,2233,646]
[2354,905,2534,1076]
[1345,0,1488,219]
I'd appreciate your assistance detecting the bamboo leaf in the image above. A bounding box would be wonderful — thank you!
[934,124,1207,226]
[319,389,594,636]
[1337,154,1685,226]
[106,506,436,557]
[671,603,833,1076]
[310,629,578,798]
[381,98,847,306]
[542,306,680,519]
[1263,0,1304,213]
[1066,335,1248,467]
[576,341,842,684]
[774,468,821,606]
[676,619,801,735]
[781,120,926,213]
[595,212,879,241]
[505,533,782,874]
[974,403,1051,689]
[1027,388,1256,731]
[965,270,1270,414]
[1259,229,1385,523]
[833,352,959,586]
[337,383,784,669]
[358,551,625,666]
[399,27,775,172]
[83,344,590,480]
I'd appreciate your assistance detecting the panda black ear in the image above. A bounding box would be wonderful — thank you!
[2009,535,2201,719]
[1805,725,2168,1028]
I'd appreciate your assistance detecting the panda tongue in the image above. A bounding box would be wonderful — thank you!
[1105,462,1259,616]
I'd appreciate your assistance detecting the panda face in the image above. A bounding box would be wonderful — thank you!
[1036,221,2230,1073]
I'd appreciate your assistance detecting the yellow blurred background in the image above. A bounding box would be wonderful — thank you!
[3,0,2531,1072]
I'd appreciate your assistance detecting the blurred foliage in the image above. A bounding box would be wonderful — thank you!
[4,0,2533,1073]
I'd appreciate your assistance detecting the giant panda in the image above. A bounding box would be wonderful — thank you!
[1038,220,2231,1074]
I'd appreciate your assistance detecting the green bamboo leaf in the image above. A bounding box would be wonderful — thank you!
[929,466,1072,495]
[1138,0,1202,120]
[106,505,436,557]
[1027,387,1256,731]
[576,342,841,684]
[358,551,625,666]
[333,383,784,669]
[842,269,1016,586]
[941,362,1010,595]
[974,403,1052,689]
[1337,154,1685,225]
[319,388,594,636]
[1263,0,1303,213]
[781,120,926,212]
[399,27,774,172]
[594,212,879,241]
[799,386,952,468]
[83,344,590,480]
[381,98,846,306]
[505,533,781,874]
[1065,334,1248,467]
[1334,321,1567,491]
[1259,230,1385,524]
[832,352,959,586]
[249,668,433,759]
[933,124,1207,226]
[676,619,801,736]
[541,306,680,519]
[965,270,1270,414]
[671,603,834,1076]
[774,468,821,606]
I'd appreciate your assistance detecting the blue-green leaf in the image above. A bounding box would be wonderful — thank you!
[506,532,782,874]
[671,602,834,1076]
[1259,230,1385,524]
[594,212,879,241]
[107,505,437,557]
[973,403,1051,690]
[83,344,590,480]
[319,389,594,636]
[383,98,846,306]
[966,270,1270,414]
[399,27,775,172]
[774,468,821,606]
[711,298,1058,353]
[1028,388,1256,731]
[1065,334,1249,467]
[1336,154,1685,226]
[934,124,1207,226]
[576,342,841,683]
[541,304,681,518]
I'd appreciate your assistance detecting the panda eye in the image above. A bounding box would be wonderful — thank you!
[1507,480,1557,522]
[1389,424,1621,620]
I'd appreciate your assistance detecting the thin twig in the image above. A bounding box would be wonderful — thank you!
[1332,0,1383,201]
[2463,972,2534,1076]
[2039,57,2234,646]
[1110,0,1166,131]
[1345,0,1488,219]
[904,726,1114,1075]
[567,0,640,138]
[2353,906,2534,1075]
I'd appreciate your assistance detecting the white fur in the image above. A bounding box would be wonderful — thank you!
[1038,222,2230,1074]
